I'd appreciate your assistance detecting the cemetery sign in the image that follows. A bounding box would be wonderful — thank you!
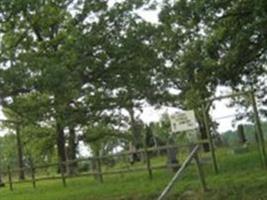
[169,110,198,133]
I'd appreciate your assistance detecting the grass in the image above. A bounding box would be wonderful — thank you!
[1,146,267,200]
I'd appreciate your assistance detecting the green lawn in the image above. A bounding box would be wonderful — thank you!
[1,146,267,200]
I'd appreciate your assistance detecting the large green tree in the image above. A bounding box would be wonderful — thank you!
[75,1,168,157]
[0,0,162,168]
[156,1,220,150]
[0,0,111,169]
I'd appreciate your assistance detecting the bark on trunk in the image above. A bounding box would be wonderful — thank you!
[237,124,247,144]
[199,121,210,152]
[128,107,141,163]
[196,108,210,152]
[0,169,4,187]
[92,150,103,182]
[56,123,67,173]
[68,126,77,175]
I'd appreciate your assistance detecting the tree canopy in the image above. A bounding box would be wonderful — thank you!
[0,0,266,173]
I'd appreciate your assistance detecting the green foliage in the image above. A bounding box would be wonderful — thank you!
[1,1,267,194]
[152,113,171,144]
[0,0,158,165]
[0,134,17,169]
[0,0,165,161]
[22,124,56,164]
[83,123,131,157]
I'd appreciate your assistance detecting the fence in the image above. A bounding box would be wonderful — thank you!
[0,141,209,192]
[203,90,267,169]
[157,145,207,200]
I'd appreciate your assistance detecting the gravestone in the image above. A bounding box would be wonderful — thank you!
[166,136,180,173]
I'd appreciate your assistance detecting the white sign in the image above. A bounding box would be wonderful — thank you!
[169,110,198,133]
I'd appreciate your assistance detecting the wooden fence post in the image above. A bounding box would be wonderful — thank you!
[194,152,207,192]
[31,163,36,188]
[250,91,267,169]
[201,104,219,174]
[7,166,13,191]
[60,162,66,187]
[16,125,25,181]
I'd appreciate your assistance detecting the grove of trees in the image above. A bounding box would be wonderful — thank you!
[0,0,266,177]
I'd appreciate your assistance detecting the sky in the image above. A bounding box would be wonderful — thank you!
[139,86,241,133]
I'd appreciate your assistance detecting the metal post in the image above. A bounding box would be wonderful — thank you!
[250,91,267,168]
[157,145,199,200]
[201,104,219,174]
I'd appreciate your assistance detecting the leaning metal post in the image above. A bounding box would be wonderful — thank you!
[157,145,200,200]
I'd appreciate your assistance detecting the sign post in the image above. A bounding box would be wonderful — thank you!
[170,109,218,174]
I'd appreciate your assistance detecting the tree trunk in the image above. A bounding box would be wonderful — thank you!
[196,108,210,152]
[199,120,210,152]
[68,126,77,175]
[56,123,67,173]
[91,150,103,182]
[237,124,247,144]
[128,107,142,163]
[16,125,25,180]
[0,168,4,187]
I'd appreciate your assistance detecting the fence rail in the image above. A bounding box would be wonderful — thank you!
[0,142,208,192]
[157,145,207,200]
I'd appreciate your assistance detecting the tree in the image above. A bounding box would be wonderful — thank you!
[92,2,166,159]
[157,1,220,151]
[1,108,26,180]
[0,0,111,170]
[0,134,17,186]
[164,1,267,137]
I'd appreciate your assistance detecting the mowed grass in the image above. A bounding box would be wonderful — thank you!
[0,170,176,200]
[1,146,267,200]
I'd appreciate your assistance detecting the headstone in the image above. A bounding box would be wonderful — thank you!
[166,137,179,173]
